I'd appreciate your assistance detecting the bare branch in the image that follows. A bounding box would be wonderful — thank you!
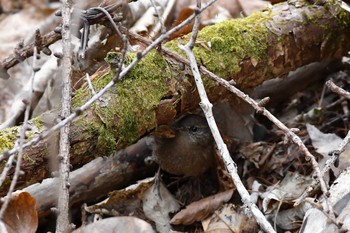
[0,0,217,164]
[178,1,275,232]
[56,0,73,231]
[326,80,350,100]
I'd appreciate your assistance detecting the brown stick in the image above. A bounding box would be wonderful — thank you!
[23,137,157,218]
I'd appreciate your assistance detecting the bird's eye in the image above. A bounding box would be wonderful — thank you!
[189,126,198,133]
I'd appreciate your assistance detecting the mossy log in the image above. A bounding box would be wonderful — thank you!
[0,1,350,195]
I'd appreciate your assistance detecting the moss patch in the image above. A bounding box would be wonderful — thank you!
[111,51,171,145]
[165,11,271,79]
[0,127,19,153]
[72,50,171,146]
[31,115,43,132]
[70,11,276,146]
[332,1,350,29]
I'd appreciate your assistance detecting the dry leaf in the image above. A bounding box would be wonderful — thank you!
[169,0,238,40]
[0,6,53,58]
[262,171,313,213]
[0,192,38,233]
[307,123,350,176]
[72,216,155,233]
[86,177,154,217]
[170,189,233,225]
[142,179,180,233]
[270,199,314,230]
[300,208,335,233]
[238,0,270,16]
[301,168,350,232]
[202,203,258,233]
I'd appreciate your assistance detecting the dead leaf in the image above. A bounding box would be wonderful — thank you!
[213,99,254,141]
[270,199,314,230]
[306,123,343,157]
[72,216,155,233]
[169,0,238,40]
[262,171,313,213]
[142,179,180,233]
[300,208,336,233]
[0,192,38,233]
[170,189,233,225]
[86,177,154,217]
[0,6,53,58]
[130,7,158,36]
[202,203,258,233]
[238,0,270,16]
[307,123,350,176]
[301,168,350,232]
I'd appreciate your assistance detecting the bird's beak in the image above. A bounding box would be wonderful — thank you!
[152,125,176,138]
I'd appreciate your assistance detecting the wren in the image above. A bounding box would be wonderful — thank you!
[153,115,215,176]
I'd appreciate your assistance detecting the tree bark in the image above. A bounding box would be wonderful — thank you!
[0,1,350,195]
[23,137,156,218]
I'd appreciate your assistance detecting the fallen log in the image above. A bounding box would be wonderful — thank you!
[0,1,349,194]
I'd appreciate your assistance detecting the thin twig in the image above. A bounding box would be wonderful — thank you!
[326,80,350,100]
[0,30,61,73]
[178,1,275,232]
[85,73,96,96]
[0,2,127,73]
[0,155,16,188]
[56,0,73,232]
[0,103,30,220]
[0,0,217,166]
[127,25,336,228]
[0,45,40,193]
[0,45,39,219]
[295,80,350,207]
[202,68,338,225]
[80,6,124,58]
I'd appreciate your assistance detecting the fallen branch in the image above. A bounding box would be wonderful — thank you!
[23,137,156,218]
[0,0,349,195]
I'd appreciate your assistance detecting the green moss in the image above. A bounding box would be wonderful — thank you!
[31,115,43,131]
[23,153,36,164]
[104,51,122,65]
[332,2,350,28]
[71,11,274,145]
[72,88,88,108]
[94,72,114,92]
[3,176,11,186]
[96,125,116,154]
[165,11,271,80]
[0,127,19,153]
[113,52,171,144]
[301,10,311,23]
[72,51,171,146]
[76,12,273,144]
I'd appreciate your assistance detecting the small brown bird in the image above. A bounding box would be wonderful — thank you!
[153,115,215,176]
